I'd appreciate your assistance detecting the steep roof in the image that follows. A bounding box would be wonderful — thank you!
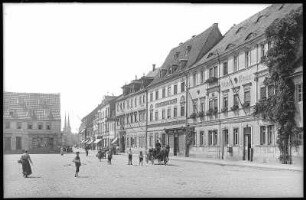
[194,4,302,67]
[3,91,61,120]
[148,23,222,87]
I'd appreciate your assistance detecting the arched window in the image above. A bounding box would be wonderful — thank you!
[245,32,256,41]
[225,43,235,50]
[235,26,245,34]
[255,15,265,23]
[180,95,186,104]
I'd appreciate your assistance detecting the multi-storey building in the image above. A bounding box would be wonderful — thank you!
[116,68,158,153]
[96,95,117,149]
[3,92,61,153]
[146,23,223,156]
[79,104,101,149]
[186,4,302,163]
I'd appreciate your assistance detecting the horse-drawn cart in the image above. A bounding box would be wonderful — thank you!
[147,144,170,165]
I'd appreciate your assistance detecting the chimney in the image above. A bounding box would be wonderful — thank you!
[152,64,156,71]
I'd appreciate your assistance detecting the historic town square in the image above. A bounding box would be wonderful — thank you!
[3,3,303,198]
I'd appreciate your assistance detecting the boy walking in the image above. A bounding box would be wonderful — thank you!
[128,148,133,165]
[139,151,144,166]
[72,152,81,177]
[107,150,112,164]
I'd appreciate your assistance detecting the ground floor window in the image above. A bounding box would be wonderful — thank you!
[267,125,274,145]
[233,128,239,146]
[213,131,218,146]
[16,137,22,150]
[260,126,266,145]
[149,134,153,147]
[200,131,204,146]
[223,129,228,145]
[161,134,166,146]
[193,131,197,146]
[208,131,212,145]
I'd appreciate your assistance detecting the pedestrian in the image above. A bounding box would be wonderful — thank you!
[128,148,133,165]
[85,147,89,157]
[72,152,81,177]
[145,149,149,165]
[18,150,33,178]
[96,150,103,162]
[107,150,112,165]
[139,151,143,166]
[60,147,64,156]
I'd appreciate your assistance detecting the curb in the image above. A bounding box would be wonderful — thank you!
[170,157,303,172]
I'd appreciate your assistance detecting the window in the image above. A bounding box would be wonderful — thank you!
[233,128,239,145]
[180,105,185,117]
[234,55,239,72]
[155,90,159,100]
[5,121,10,129]
[234,94,239,106]
[223,129,228,145]
[155,111,158,121]
[16,137,22,150]
[28,123,33,129]
[209,99,213,110]
[213,98,218,111]
[208,131,213,145]
[200,99,205,112]
[162,109,165,119]
[210,66,218,78]
[149,134,153,147]
[193,131,196,146]
[244,90,250,103]
[209,68,213,78]
[17,122,22,129]
[267,125,274,145]
[223,96,228,109]
[193,72,197,86]
[245,51,250,67]
[46,124,51,130]
[200,70,205,83]
[134,112,137,122]
[172,84,177,95]
[38,123,43,130]
[181,82,185,92]
[260,87,266,99]
[139,96,142,105]
[214,66,218,78]
[192,99,198,113]
[260,126,266,145]
[150,105,153,121]
[167,107,171,119]
[173,107,177,118]
[130,114,133,123]
[162,88,166,98]
[268,85,275,98]
[200,131,204,146]
[296,84,303,102]
[213,131,218,145]
[168,86,171,96]
[143,95,145,104]
[135,97,137,107]
[130,99,133,108]
[223,62,228,76]
[150,93,153,102]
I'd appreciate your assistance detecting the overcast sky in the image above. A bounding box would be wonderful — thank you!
[4,3,270,133]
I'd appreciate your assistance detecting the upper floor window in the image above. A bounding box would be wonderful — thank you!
[17,122,22,129]
[234,94,239,106]
[181,82,185,92]
[209,66,218,78]
[155,90,159,100]
[5,121,10,129]
[234,55,239,72]
[260,86,267,100]
[200,70,205,84]
[167,107,171,119]
[150,105,153,122]
[296,84,303,102]
[192,99,198,113]
[162,109,166,119]
[244,90,251,104]
[38,123,43,130]
[174,84,178,95]
[223,96,228,109]
[168,86,171,96]
[173,106,177,118]
[135,97,137,107]
[150,93,153,102]
[245,50,251,67]
[28,123,33,129]
[193,72,197,86]
[162,88,166,98]
[223,62,228,76]
[155,111,159,121]
[46,124,51,130]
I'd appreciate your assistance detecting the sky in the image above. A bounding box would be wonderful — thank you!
[3,3,271,133]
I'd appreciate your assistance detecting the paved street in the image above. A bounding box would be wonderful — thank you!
[4,151,303,198]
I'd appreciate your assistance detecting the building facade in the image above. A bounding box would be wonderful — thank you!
[3,92,61,153]
[115,69,158,153]
[186,4,303,163]
[146,23,223,156]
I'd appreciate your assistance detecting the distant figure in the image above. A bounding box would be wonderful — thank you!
[128,148,133,165]
[19,150,33,178]
[96,150,103,162]
[85,147,89,157]
[72,152,81,177]
[60,147,64,156]
[139,151,143,166]
[107,150,112,165]
[145,149,149,165]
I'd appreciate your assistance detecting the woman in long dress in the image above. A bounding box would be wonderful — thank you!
[20,150,33,178]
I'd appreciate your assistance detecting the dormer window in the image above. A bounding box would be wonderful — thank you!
[207,52,214,59]
[174,52,180,59]
[245,32,256,41]
[225,43,235,50]
[185,45,192,56]
[235,26,245,34]
[172,64,178,72]
[179,59,188,69]
[255,15,266,23]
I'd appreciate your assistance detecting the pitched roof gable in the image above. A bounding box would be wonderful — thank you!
[195,4,302,66]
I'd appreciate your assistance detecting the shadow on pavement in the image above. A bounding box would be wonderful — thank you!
[27,176,41,178]
[77,176,89,178]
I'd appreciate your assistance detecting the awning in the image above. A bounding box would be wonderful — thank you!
[81,139,89,144]
[86,140,93,144]
[111,137,118,144]
[94,139,102,144]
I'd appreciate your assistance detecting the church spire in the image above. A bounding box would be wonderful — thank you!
[68,114,71,133]
[64,113,67,132]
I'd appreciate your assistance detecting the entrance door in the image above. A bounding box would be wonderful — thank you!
[4,137,11,151]
[16,137,22,150]
[243,127,252,161]
[174,134,179,156]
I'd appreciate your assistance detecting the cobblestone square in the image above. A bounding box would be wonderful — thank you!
[4,152,303,198]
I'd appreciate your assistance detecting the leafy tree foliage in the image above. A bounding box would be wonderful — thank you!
[253,6,303,164]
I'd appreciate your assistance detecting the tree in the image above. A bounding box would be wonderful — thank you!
[253,7,303,164]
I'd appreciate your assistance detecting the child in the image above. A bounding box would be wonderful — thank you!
[139,151,143,166]
[107,150,112,165]
[96,150,103,162]
[72,152,81,177]
[128,148,133,165]
[145,150,149,165]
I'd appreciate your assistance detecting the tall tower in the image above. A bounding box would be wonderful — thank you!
[63,113,67,133]
[67,114,71,134]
